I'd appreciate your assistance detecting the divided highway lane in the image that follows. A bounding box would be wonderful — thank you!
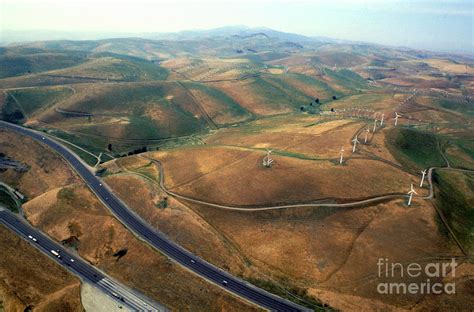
[0,208,164,311]
[0,121,309,311]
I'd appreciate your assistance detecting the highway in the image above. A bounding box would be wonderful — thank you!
[0,121,309,311]
[0,207,164,311]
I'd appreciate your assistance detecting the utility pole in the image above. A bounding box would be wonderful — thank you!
[339,147,344,164]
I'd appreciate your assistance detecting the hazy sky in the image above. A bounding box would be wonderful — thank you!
[1,0,473,53]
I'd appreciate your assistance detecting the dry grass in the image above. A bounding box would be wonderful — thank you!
[0,129,259,311]
[206,116,363,158]
[151,146,422,206]
[185,198,466,311]
[104,174,248,274]
[209,80,292,115]
[186,88,249,125]
[418,59,474,75]
[0,129,80,198]
[21,184,260,311]
[0,225,83,311]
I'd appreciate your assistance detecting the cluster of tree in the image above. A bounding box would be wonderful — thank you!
[127,146,147,156]
[2,110,24,123]
[157,196,168,209]
[300,97,321,113]
[95,168,107,177]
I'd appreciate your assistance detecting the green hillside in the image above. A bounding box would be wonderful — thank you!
[47,54,169,81]
[9,86,74,116]
[182,81,253,124]
[0,51,88,78]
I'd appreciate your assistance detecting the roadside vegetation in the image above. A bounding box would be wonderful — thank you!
[0,188,19,212]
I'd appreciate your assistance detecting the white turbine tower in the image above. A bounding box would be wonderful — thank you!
[262,149,274,168]
[364,127,370,143]
[352,137,360,153]
[420,169,427,187]
[407,183,418,206]
[373,118,378,133]
[339,147,344,164]
[394,112,401,126]
[380,113,385,126]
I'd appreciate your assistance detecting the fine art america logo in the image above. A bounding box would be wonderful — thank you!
[377,258,457,295]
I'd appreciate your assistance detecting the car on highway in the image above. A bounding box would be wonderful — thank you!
[50,250,61,258]
[27,235,37,242]
[222,280,228,286]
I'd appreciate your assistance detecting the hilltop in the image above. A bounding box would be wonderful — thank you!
[0,26,473,311]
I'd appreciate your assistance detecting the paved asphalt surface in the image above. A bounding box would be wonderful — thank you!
[0,121,309,311]
[0,207,163,311]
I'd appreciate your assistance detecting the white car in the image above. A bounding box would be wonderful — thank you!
[28,235,37,242]
[70,258,75,262]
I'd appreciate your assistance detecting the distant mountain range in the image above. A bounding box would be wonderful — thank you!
[1,25,341,45]
[1,26,472,59]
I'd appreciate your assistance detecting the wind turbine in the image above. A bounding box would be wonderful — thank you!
[352,137,360,153]
[407,183,418,206]
[420,169,427,187]
[364,127,370,143]
[262,149,274,168]
[394,112,401,126]
[339,147,344,164]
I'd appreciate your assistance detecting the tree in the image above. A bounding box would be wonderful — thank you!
[315,98,319,104]
[332,95,337,100]
[107,143,113,152]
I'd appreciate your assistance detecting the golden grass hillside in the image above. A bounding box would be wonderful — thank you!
[0,225,83,311]
[0,129,260,311]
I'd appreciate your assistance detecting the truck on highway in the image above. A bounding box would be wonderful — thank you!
[50,250,61,258]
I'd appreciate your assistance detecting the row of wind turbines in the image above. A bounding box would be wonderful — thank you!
[339,110,428,206]
[339,110,402,164]
[262,101,427,206]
